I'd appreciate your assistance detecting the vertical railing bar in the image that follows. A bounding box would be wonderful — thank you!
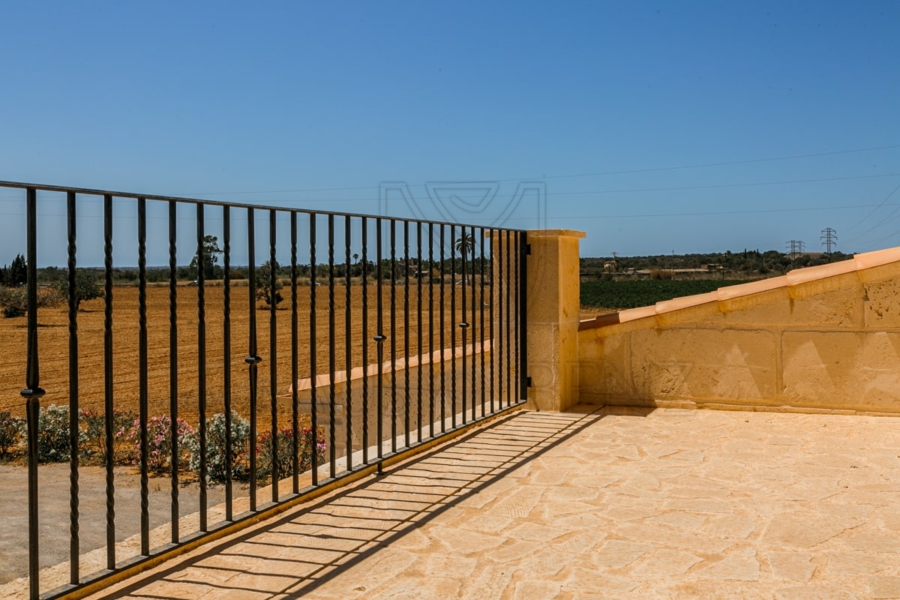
[403,221,410,448]
[168,201,180,541]
[416,222,423,442]
[460,225,467,425]
[345,216,353,469]
[138,197,150,555]
[246,208,259,510]
[268,209,278,502]
[479,227,486,418]
[104,194,116,569]
[390,219,397,453]
[450,224,456,429]
[519,231,529,401]
[514,231,520,403]
[196,204,208,530]
[66,191,80,585]
[505,230,511,408]
[439,225,445,433]
[309,214,318,486]
[428,223,434,439]
[375,218,384,459]
[23,187,44,600]
[290,213,299,493]
[328,215,336,478]
[222,206,233,518]
[497,228,503,413]
[361,217,369,464]
[470,225,477,419]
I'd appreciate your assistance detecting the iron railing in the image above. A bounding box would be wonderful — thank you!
[0,180,527,599]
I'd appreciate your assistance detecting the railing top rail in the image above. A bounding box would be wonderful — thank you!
[0,180,526,232]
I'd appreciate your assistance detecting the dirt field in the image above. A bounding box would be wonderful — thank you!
[0,281,504,428]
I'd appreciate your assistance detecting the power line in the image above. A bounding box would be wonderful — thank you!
[166,142,900,196]
[863,227,898,250]
[844,180,900,231]
[202,171,900,201]
[6,172,896,206]
[505,143,900,182]
[841,181,900,244]
[12,142,884,200]
[0,201,894,223]
[540,173,900,198]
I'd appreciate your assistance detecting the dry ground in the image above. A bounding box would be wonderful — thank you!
[0,281,505,427]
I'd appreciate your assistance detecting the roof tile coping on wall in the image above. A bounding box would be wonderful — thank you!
[282,339,492,397]
[578,246,900,331]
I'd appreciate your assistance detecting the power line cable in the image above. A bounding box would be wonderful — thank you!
[170,142,900,196]
[840,181,900,243]
[0,202,895,222]
[5,172,897,205]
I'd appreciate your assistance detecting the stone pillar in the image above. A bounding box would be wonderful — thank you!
[522,230,585,411]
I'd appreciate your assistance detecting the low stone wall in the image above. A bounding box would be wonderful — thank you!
[578,249,900,415]
[283,340,506,457]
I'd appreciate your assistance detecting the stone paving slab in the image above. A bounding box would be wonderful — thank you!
[81,407,900,599]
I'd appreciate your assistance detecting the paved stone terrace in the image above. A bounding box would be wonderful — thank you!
[85,407,900,599]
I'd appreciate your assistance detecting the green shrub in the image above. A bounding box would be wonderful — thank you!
[0,287,26,318]
[257,427,326,483]
[0,412,24,458]
[78,408,136,464]
[186,411,251,484]
[36,404,85,463]
[0,286,64,317]
[2,305,23,318]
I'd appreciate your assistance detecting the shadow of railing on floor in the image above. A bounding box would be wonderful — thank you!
[101,408,604,599]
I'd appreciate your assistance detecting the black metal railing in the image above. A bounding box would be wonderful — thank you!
[0,180,527,599]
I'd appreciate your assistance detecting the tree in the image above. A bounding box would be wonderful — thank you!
[455,232,475,260]
[8,254,27,287]
[255,260,283,308]
[189,235,222,280]
[54,269,104,311]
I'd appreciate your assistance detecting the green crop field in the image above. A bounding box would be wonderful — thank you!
[581,279,750,310]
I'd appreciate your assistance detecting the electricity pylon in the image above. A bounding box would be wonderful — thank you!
[786,240,805,260]
[820,228,837,254]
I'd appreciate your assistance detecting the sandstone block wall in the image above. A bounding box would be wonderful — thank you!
[578,249,900,414]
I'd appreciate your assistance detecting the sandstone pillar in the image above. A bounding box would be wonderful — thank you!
[492,229,585,412]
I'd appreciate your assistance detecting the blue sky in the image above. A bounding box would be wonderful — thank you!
[1,1,899,263]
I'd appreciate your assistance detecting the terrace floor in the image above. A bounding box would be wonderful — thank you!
[84,407,900,600]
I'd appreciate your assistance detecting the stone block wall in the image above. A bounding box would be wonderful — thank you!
[282,341,498,460]
[578,248,900,414]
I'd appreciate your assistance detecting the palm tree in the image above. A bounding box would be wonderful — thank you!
[455,232,475,259]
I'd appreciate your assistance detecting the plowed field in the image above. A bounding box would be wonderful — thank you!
[0,282,499,427]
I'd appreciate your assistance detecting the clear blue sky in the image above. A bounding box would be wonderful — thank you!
[1,1,899,264]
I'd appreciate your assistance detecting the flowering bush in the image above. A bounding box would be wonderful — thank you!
[256,427,326,483]
[125,415,194,474]
[0,412,24,458]
[79,408,135,464]
[185,411,251,484]
[36,404,85,463]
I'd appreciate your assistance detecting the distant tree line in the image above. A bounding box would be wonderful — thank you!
[0,234,485,316]
[582,249,853,281]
